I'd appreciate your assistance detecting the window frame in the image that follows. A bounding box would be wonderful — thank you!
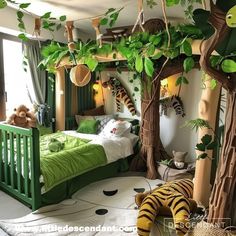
[0,33,28,120]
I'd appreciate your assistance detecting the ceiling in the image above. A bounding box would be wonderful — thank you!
[11,0,194,38]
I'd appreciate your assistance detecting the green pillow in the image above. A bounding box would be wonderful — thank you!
[77,119,99,134]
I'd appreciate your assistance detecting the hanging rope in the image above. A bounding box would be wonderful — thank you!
[92,18,103,48]
[33,18,41,48]
[132,0,145,33]
[65,21,77,65]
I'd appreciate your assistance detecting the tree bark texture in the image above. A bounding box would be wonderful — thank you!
[140,75,160,179]
[208,91,236,226]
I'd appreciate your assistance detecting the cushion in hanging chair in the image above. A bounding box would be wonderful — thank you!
[70,64,91,87]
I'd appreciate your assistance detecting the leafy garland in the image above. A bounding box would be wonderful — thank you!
[39,24,203,83]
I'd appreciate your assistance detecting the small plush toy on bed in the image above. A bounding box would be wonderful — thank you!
[135,179,197,236]
[6,104,37,128]
[48,138,64,152]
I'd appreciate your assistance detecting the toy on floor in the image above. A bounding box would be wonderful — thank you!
[135,179,197,236]
[6,104,37,128]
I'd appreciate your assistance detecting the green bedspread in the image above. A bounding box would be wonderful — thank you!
[39,132,107,192]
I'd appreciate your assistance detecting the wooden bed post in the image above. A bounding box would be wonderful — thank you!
[55,67,65,131]
[193,73,221,207]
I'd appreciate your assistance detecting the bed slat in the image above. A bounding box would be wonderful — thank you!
[3,131,9,185]
[23,136,29,197]
[16,134,22,192]
[9,132,15,188]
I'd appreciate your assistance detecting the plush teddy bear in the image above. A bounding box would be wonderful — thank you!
[135,179,198,236]
[6,105,37,128]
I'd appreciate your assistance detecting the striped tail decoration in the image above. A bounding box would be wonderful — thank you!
[102,77,137,116]
[171,95,185,117]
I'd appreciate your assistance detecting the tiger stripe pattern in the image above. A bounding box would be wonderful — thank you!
[171,95,185,117]
[137,179,194,236]
[102,77,137,115]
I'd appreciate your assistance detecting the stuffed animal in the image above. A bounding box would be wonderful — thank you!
[48,138,64,152]
[171,150,188,169]
[6,105,37,128]
[135,179,197,236]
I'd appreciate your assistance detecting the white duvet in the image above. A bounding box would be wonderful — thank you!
[63,131,138,163]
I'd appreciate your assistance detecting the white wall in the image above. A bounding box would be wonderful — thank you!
[100,69,203,162]
[160,69,202,162]
[0,6,66,42]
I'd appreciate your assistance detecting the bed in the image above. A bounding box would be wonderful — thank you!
[0,118,140,210]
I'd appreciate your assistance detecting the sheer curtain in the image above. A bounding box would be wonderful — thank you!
[23,40,46,105]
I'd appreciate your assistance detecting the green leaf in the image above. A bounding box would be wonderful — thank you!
[181,40,192,56]
[221,59,236,73]
[197,153,208,160]
[41,12,51,19]
[105,8,116,15]
[144,57,154,77]
[210,55,222,68]
[195,143,206,152]
[100,18,108,25]
[152,51,163,60]
[166,0,180,7]
[210,79,217,90]
[207,141,218,150]
[147,44,155,56]
[175,76,183,86]
[18,33,28,41]
[18,22,25,30]
[182,76,189,84]
[201,134,212,146]
[149,34,162,46]
[135,55,143,73]
[59,15,66,21]
[183,57,195,73]
[0,0,7,9]
[17,11,23,19]
[19,3,30,9]
[85,57,98,71]
[175,76,189,86]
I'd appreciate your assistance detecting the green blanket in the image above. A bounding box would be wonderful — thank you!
[40,132,107,192]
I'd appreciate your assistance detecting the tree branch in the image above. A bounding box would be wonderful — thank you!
[199,0,234,91]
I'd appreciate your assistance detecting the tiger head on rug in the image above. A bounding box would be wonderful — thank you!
[135,179,198,236]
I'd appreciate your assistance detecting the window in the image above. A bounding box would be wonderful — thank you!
[2,37,34,116]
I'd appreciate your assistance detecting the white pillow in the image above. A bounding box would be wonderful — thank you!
[100,119,131,138]
[123,132,139,147]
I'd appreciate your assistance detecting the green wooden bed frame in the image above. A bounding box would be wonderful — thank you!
[0,121,135,211]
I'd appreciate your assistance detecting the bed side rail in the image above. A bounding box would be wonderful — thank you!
[0,123,41,210]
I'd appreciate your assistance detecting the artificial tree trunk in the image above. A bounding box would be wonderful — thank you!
[193,74,221,207]
[199,0,236,226]
[138,59,187,179]
[208,91,236,226]
[140,75,160,179]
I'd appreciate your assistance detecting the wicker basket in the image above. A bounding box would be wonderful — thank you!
[187,222,236,236]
